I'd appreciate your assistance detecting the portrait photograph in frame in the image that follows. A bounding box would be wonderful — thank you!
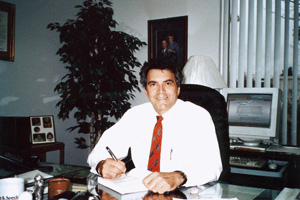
[0,1,15,61]
[30,115,56,144]
[148,16,188,69]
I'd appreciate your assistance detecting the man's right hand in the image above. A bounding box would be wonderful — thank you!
[96,158,126,179]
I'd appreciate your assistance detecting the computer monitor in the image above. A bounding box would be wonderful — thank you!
[221,88,282,146]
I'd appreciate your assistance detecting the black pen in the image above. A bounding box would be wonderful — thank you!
[106,146,118,161]
[106,146,127,176]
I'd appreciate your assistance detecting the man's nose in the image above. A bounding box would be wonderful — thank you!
[158,85,166,93]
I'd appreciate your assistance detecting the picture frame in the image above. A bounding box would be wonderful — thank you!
[30,115,56,144]
[148,16,188,69]
[0,1,15,61]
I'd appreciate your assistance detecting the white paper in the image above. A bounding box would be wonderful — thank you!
[98,169,151,195]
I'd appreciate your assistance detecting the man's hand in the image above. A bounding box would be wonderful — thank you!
[96,158,126,179]
[142,172,184,194]
[143,192,175,200]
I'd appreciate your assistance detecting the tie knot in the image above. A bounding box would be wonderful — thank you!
[156,116,163,121]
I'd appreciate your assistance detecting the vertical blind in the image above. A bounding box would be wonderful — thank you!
[220,0,299,146]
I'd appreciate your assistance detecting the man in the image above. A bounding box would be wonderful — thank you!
[158,40,170,58]
[87,58,222,194]
[167,34,179,62]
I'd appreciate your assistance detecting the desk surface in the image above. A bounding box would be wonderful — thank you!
[230,144,300,189]
[183,183,279,199]
[96,182,280,200]
[36,163,281,200]
[40,162,90,185]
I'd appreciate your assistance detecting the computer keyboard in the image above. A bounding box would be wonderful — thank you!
[230,156,268,168]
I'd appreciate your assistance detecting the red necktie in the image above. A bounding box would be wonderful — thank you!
[147,116,163,172]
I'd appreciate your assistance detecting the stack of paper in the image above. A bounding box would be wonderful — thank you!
[98,174,147,195]
[97,169,151,199]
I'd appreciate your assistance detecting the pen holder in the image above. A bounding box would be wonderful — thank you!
[48,178,70,199]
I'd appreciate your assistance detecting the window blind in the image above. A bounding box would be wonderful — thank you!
[221,0,299,146]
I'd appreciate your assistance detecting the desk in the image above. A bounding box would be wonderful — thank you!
[39,162,90,184]
[97,182,280,200]
[38,163,281,200]
[20,142,65,164]
[229,145,300,190]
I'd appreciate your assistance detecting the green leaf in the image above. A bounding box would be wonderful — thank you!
[49,0,146,149]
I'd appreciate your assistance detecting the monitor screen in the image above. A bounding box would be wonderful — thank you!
[221,88,282,145]
[227,94,272,128]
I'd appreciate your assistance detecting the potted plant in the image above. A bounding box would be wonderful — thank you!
[47,0,146,149]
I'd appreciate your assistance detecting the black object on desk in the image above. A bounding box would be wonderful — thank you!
[229,144,300,190]
[0,145,39,177]
[49,191,89,200]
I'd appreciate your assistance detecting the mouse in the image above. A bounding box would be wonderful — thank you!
[268,163,278,170]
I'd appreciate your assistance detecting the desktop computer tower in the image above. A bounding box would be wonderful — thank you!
[0,117,32,148]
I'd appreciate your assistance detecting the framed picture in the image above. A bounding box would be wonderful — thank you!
[148,16,188,69]
[0,1,15,61]
[30,115,56,144]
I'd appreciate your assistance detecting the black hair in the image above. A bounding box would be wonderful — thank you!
[139,58,183,88]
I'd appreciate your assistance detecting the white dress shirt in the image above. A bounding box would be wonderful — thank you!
[87,99,222,186]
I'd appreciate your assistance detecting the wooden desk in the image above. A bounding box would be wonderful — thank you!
[20,142,65,164]
[38,163,281,200]
[40,163,280,200]
[97,181,279,200]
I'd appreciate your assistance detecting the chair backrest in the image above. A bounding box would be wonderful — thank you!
[178,84,230,181]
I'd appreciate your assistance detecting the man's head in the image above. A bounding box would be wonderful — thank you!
[140,58,183,115]
[161,40,167,49]
[168,34,174,44]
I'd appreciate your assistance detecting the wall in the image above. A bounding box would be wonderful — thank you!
[0,0,221,166]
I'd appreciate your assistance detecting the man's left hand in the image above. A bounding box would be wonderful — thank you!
[142,172,184,194]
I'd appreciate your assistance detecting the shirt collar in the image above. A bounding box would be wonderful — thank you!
[160,99,182,118]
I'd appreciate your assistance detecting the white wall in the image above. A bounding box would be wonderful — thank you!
[0,0,221,166]
[113,0,221,104]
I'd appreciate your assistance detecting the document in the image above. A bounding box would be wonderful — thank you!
[97,169,151,195]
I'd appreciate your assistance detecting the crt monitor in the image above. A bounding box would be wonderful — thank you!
[221,88,282,146]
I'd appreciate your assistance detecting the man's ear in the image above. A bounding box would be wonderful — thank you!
[177,86,181,96]
[144,88,148,97]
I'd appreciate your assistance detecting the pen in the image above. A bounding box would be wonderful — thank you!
[106,146,127,176]
[106,146,118,161]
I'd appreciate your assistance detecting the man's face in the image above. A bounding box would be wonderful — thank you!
[144,69,180,115]
[161,40,167,49]
[168,36,173,43]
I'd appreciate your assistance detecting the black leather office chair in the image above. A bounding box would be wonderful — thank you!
[178,84,230,181]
